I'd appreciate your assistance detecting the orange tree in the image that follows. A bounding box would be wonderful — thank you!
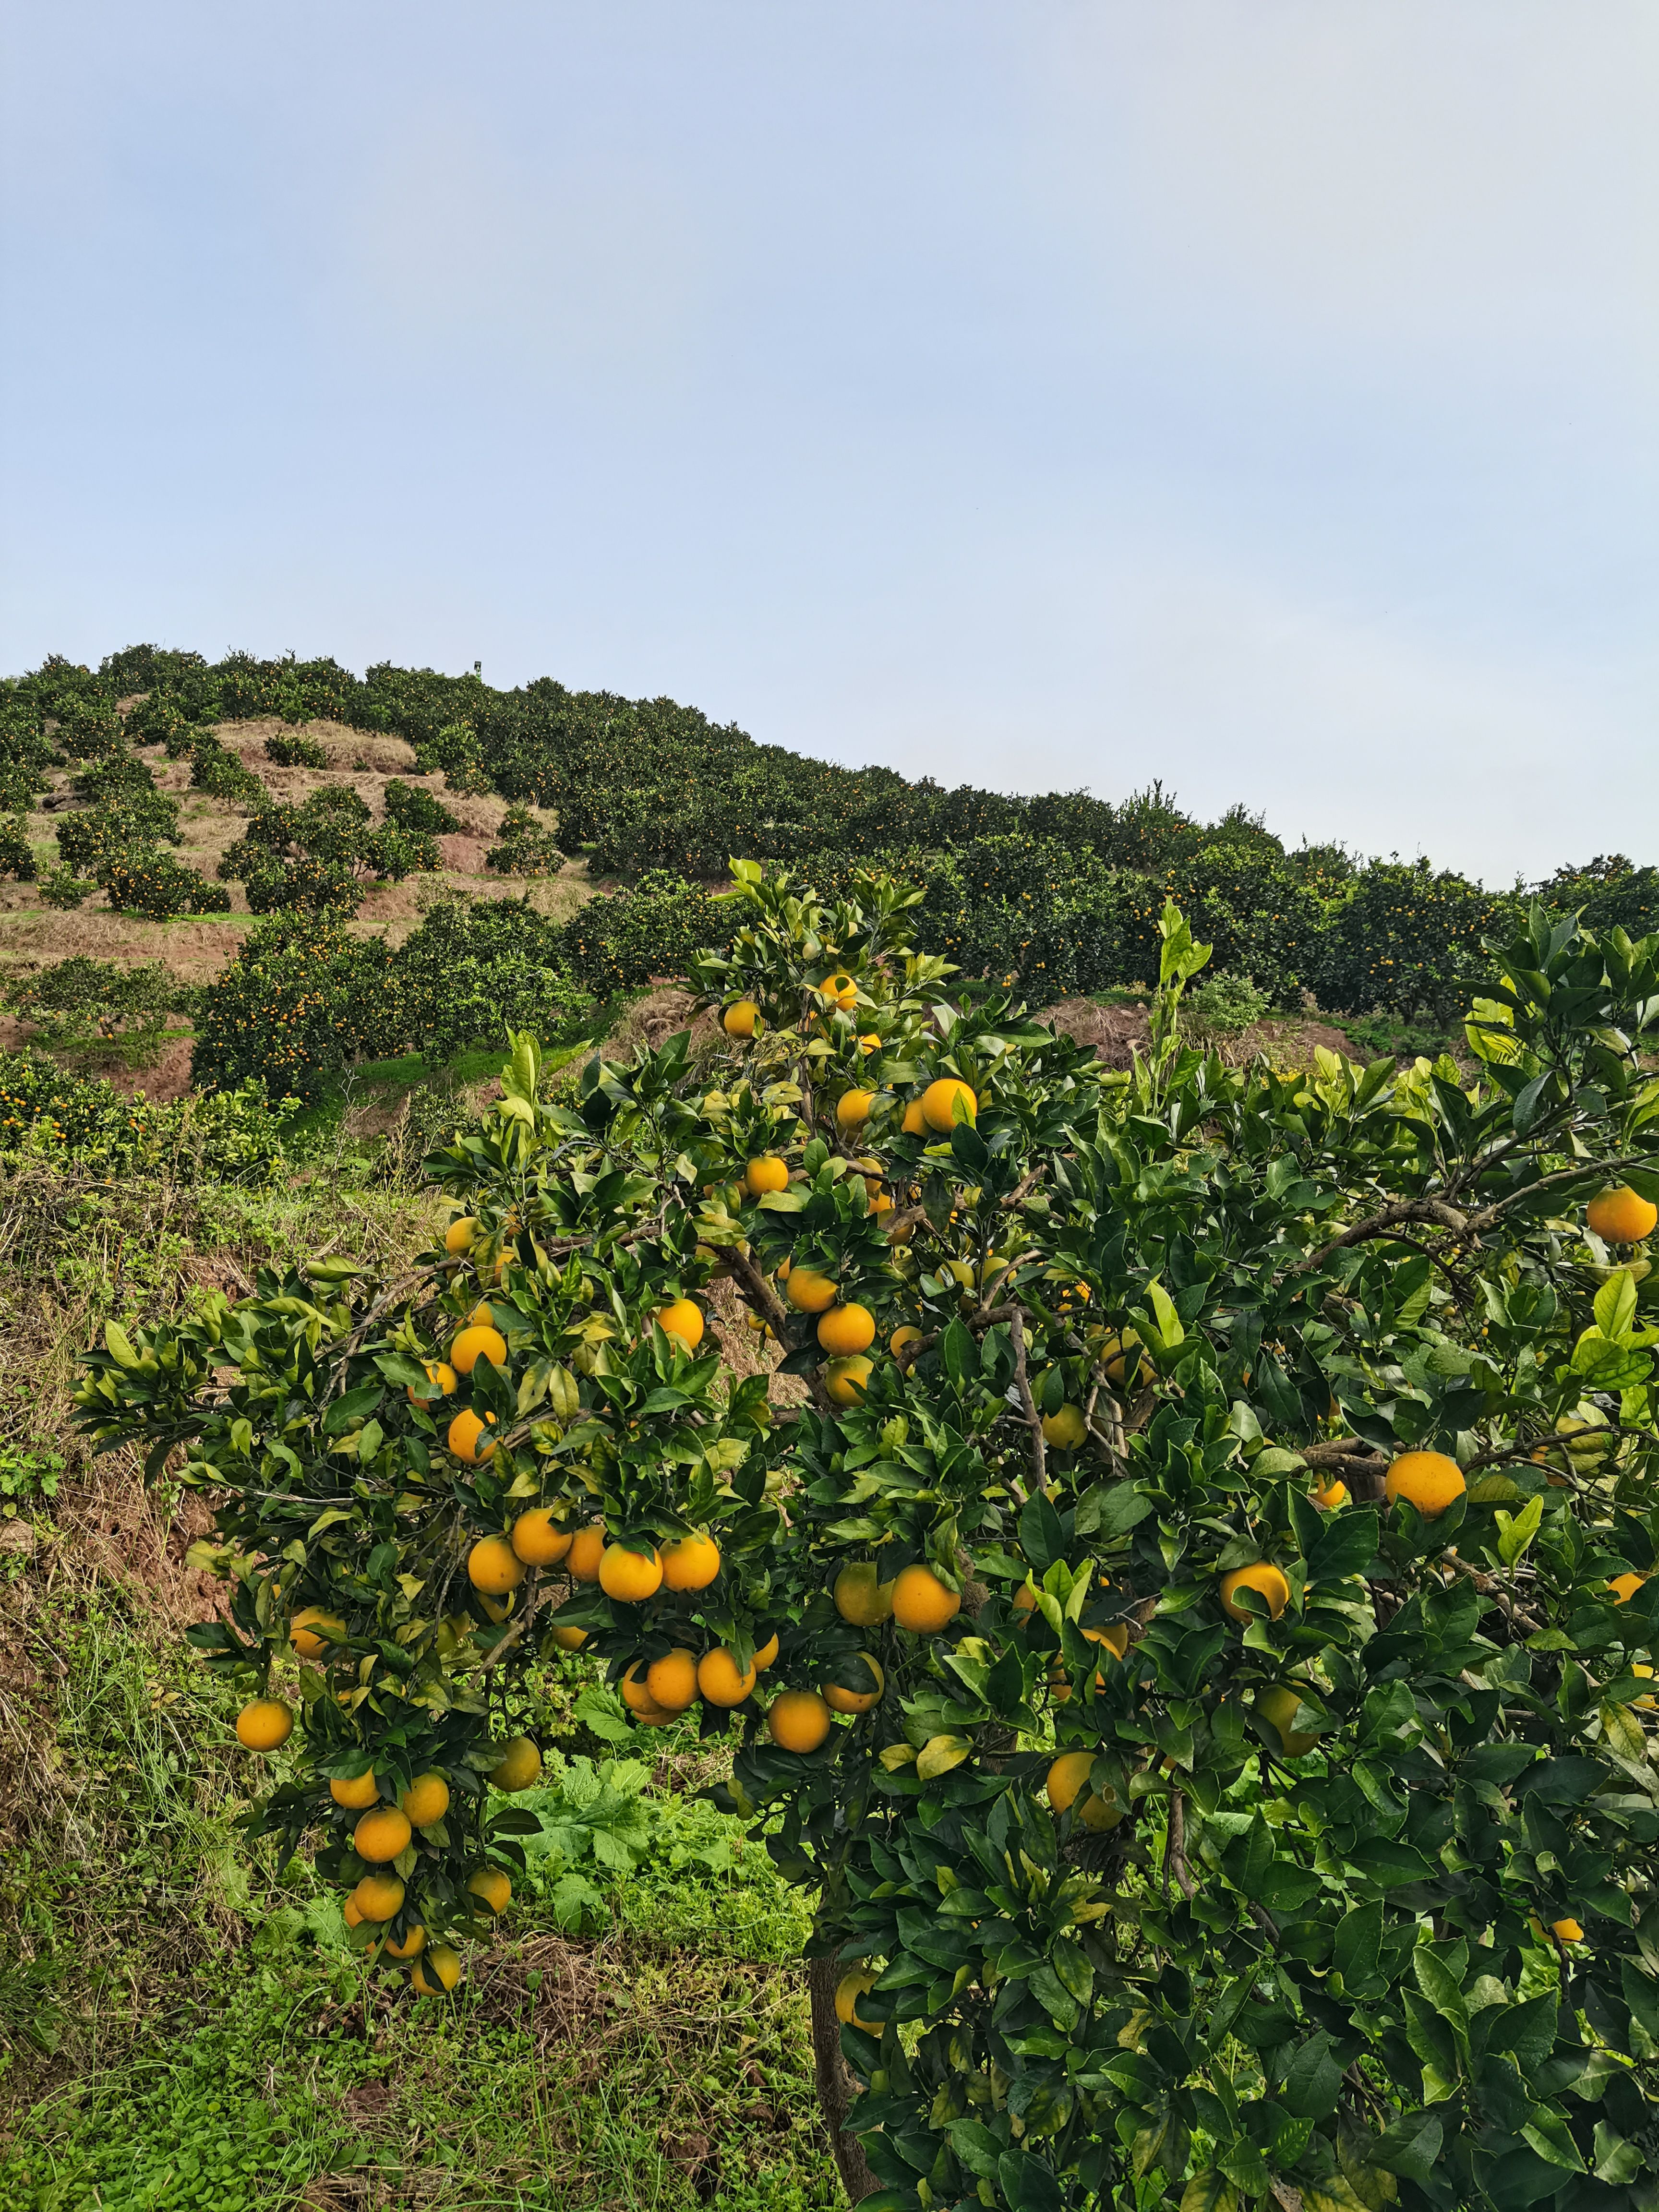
[77,862,1659,2212]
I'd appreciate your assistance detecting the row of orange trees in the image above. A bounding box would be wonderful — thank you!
[79,859,1659,2210]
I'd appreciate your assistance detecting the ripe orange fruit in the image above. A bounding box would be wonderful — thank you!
[381,1923,426,1960]
[478,1591,515,1625]
[890,1325,923,1358]
[1551,1918,1586,1944]
[447,1409,497,1464]
[567,1524,606,1580]
[412,1943,462,1996]
[445,1217,477,1255]
[621,1662,666,1715]
[920,1078,976,1133]
[1258,1683,1319,1757]
[400,1773,450,1827]
[836,1089,875,1131]
[661,1532,721,1590]
[490,1735,542,1791]
[769,1688,833,1752]
[1219,1562,1291,1623]
[697,1647,757,1706]
[468,1867,511,1914]
[786,1265,839,1314]
[354,1806,412,1863]
[449,1323,507,1375]
[858,1033,881,1055]
[645,1647,700,1709]
[468,1534,523,1596]
[1041,1404,1087,1451]
[1046,1751,1097,1813]
[818,970,858,1010]
[1312,1479,1348,1510]
[752,1630,780,1670]
[890,1563,961,1633]
[901,1099,927,1137]
[511,1507,572,1566]
[289,1607,346,1660]
[1609,1572,1647,1604]
[825,1355,874,1406]
[656,1299,704,1352]
[835,1968,882,2032]
[350,1872,405,1922]
[1588,1186,1658,1244]
[824,1655,885,1713]
[834,1562,895,1625]
[329,1768,380,1809]
[1384,1451,1466,1518]
[236,1698,292,1752]
[818,1303,876,1356]
[549,1623,588,1649]
[745,1155,789,1197]
[723,1000,759,1038]
[599,1543,663,1601]
[407,1360,457,1407]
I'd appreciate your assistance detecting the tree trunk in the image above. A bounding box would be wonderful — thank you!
[807,1955,880,2205]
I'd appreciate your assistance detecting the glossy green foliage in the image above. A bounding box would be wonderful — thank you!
[66,886,1659,2202]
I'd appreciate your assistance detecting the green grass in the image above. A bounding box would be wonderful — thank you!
[0,1596,839,2212]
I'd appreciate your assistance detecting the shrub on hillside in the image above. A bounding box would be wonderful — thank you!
[0,816,36,883]
[0,763,44,815]
[37,866,95,910]
[56,796,183,878]
[8,956,181,1058]
[1539,854,1659,938]
[384,778,459,836]
[124,690,196,750]
[99,853,232,919]
[560,870,733,998]
[71,745,161,809]
[241,855,364,916]
[486,804,563,877]
[1311,858,1520,1024]
[410,720,491,795]
[264,731,328,770]
[0,1048,288,1183]
[189,736,266,805]
[220,790,437,912]
[47,697,124,760]
[386,897,588,1062]
[192,915,391,1103]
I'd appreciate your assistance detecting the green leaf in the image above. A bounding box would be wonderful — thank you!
[998,2151,1063,2212]
[941,1319,973,1390]
[1593,2121,1642,2185]
[1178,2173,1238,2212]
[1595,1269,1639,1342]
[1305,1507,1380,1583]
[1334,1900,1382,1987]
[103,1321,141,1369]
[1412,1946,1469,2037]
[324,1383,382,1436]
[1282,2032,1343,2118]
[1494,1493,1543,1569]
[1147,1280,1185,1350]
[1520,2108,1586,2174]
[916,1733,973,1781]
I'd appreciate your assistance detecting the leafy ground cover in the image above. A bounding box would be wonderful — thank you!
[0,1122,840,2211]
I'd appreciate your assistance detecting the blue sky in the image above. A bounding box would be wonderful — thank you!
[1,2,1653,882]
